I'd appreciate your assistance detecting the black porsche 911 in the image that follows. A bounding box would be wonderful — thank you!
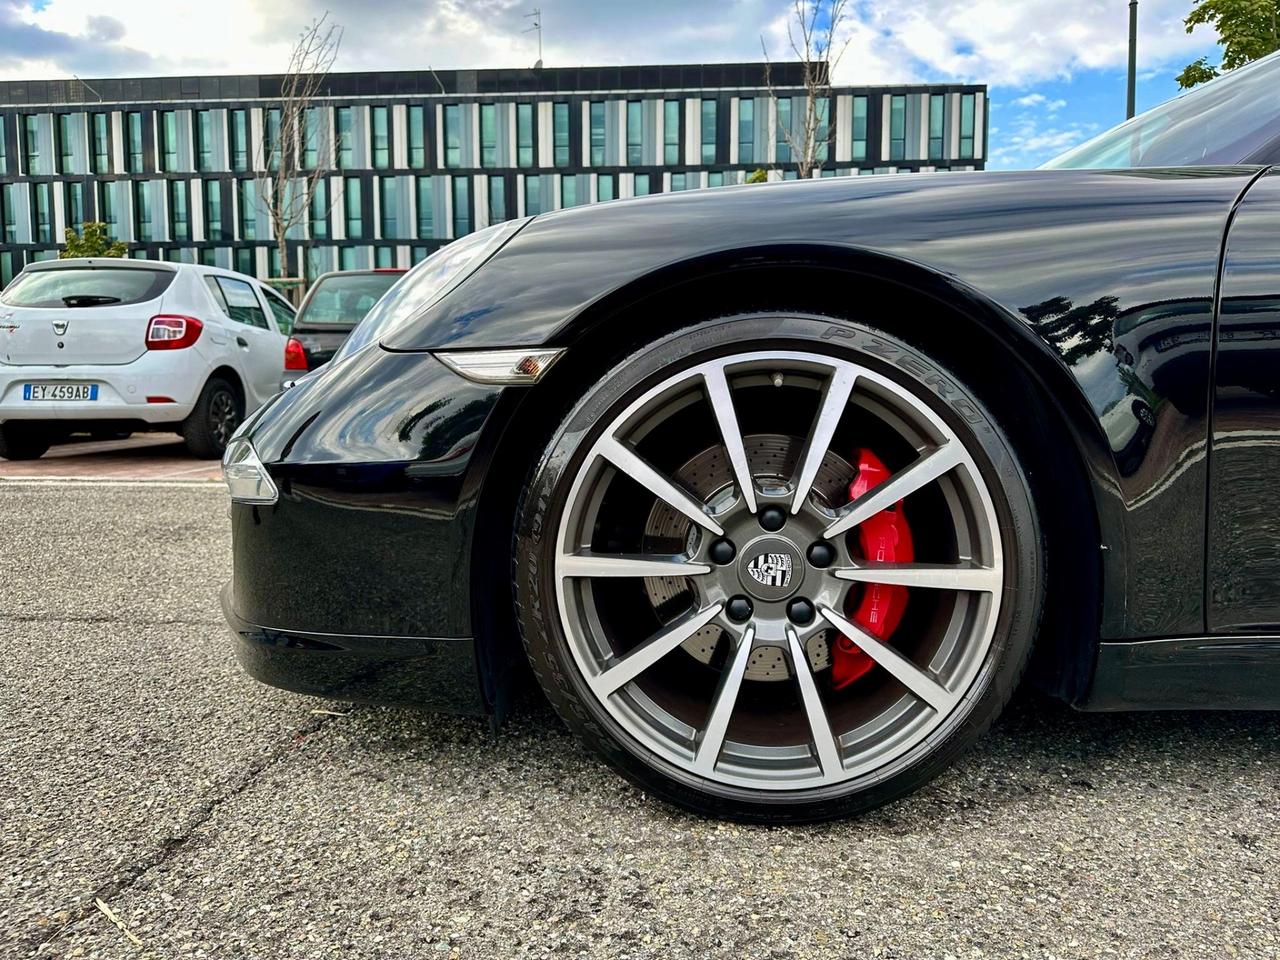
[222,52,1280,822]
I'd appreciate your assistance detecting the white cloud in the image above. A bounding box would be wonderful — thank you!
[988,114,1100,168]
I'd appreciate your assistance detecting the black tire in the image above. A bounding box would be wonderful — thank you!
[514,314,1045,822]
[181,377,242,459]
[0,422,53,461]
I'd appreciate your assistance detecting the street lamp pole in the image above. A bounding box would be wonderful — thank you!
[1127,0,1139,119]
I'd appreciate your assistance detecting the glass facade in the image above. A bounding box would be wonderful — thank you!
[0,67,985,279]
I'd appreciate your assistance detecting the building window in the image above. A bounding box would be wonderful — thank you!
[708,171,724,187]
[123,112,144,173]
[814,98,830,163]
[489,175,506,222]
[372,106,390,169]
[310,179,328,238]
[57,114,76,173]
[0,116,6,175]
[553,102,570,166]
[264,108,282,171]
[230,110,248,172]
[336,107,354,169]
[34,182,53,243]
[589,102,605,167]
[597,174,615,202]
[626,101,642,166]
[380,177,398,238]
[960,93,976,159]
[663,99,679,164]
[889,95,906,162]
[169,180,189,241]
[700,99,717,164]
[776,98,791,164]
[234,247,253,276]
[452,176,470,236]
[134,181,153,243]
[2,184,16,243]
[89,113,109,173]
[524,175,541,216]
[24,115,42,174]
[852,96,868,162]
[416,176,433,237]
[634,173,651,196]
[239,180,257,240]
[195,110,215,171]
[303,107,322,169]
[671,172,687,191]
[408,106,425,168]
[738,98,754,164]
[204,180,223,240]
[344,177,362,239]
[158,111,178,172]
[339,247,361,271]
[479,104,497,168]
[376,246,394,268]
[561,175,578,208]
[444,105,461,168]
[517,103,534,168]
[64,182,85,233]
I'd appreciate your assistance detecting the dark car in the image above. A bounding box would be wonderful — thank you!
[221,53,1280,822]
[289,269,406,367]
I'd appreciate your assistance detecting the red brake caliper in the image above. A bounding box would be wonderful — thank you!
[831,449,915,690]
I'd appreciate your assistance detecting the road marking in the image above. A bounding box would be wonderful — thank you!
[0,478,226,489]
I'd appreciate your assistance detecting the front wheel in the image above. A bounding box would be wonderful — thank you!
[515,315,1044,822]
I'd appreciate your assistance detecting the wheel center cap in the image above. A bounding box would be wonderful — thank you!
[737,536,805,602]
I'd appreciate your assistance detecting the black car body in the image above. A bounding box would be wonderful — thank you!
[289,269,406,368]
[222,54,1280,820]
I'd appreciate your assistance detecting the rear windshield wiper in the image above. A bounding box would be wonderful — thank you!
[62,295,122,307]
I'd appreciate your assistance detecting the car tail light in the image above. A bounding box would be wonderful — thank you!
[146,315,203,350]
[284,337,309,372]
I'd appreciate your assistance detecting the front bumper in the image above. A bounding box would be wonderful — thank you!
[222,583,486,713]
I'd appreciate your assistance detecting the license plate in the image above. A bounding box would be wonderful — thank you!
[23,383,99,401]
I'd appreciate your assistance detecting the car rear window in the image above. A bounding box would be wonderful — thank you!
[0,266,174,308]
[296,273,402,326]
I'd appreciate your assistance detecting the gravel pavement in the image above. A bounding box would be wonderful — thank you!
[2,482,1278,959]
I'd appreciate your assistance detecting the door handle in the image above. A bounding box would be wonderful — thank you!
[236,336,249,348]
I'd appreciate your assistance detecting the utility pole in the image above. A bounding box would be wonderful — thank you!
[1127,0,1138,119]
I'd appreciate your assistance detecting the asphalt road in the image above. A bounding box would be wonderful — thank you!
[2,482,1278,959]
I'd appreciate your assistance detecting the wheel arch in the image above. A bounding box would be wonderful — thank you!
[469,246,1115,715]
[206,365,246,409]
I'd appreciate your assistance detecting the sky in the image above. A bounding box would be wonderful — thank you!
[2,0,1225,169]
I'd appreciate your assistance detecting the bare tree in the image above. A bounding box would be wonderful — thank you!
[761,0,851,179]
[258,14,343,289]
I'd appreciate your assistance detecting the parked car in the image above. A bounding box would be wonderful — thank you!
[0,258,306,460]
[290,269,405,368]
[223,52,1280,822]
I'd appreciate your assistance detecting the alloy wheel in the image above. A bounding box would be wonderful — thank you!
[209,390,240,448]
[553,351,1004,792]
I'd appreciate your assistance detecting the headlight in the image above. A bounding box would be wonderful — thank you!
[333,218,527,363]
[221,439,279,505]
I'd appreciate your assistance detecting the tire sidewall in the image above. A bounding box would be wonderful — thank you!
[516,314,1042,822]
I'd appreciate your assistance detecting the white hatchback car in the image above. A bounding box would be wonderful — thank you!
[0,258,306,460]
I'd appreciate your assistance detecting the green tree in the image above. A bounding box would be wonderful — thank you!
[745,168,769,184]
[1176,0,1280,88]
[60,222,127,259]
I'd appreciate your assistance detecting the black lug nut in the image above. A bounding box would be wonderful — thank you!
[708,538,736,565]
[759,505,787,532]
[787,597,816,626]
[726,596,754,623]
[807,541,836,568]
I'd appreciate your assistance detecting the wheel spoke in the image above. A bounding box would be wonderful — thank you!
[833,561,1002,592]
[818,606,958,714]
[790,365,858,514]
[597,435,724,535]
[823,443,963,539]
[785,626,844,776]
[560,552,713,578]
[589,603,723,696]
[702,366,757,513]
[692,624,755,775]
